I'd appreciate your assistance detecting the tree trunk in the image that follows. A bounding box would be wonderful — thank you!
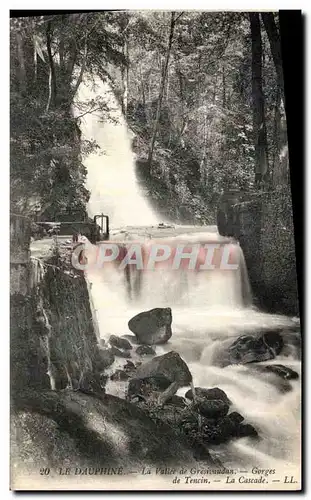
[59,16,66,72]
[249,13,269,187]
[222,66,226,108]
[261,12,285,103]
[279,111,290,185]
[70,36,88,102]
[212,74,218,103]
[46,21,57,110]
[121,38,129,117]
[148,12,176,170]
[272,86,281,186]
[200,104,208,185]
[16,32,26,94]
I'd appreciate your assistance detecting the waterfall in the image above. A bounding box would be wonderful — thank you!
[75,75,158,227]
[74,74,300,472]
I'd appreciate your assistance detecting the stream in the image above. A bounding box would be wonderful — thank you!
[74,75,301,472]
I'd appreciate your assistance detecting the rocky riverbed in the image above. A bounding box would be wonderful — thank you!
[80,307,300,466]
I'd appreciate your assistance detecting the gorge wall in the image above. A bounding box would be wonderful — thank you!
[217,187,299,316]
[10,215,100,394]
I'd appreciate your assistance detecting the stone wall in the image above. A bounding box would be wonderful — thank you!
[259,187,299,315]
[217,188,299,316]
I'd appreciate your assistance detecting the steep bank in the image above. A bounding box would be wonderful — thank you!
[11,226,100,393]
[11,218,202,488]
[217,187,299,316]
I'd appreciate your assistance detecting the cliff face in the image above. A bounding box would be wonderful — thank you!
[33,258,100,391]
[217,188,299,316]
[10,215,101,394]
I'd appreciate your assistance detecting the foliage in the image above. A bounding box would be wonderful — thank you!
[10,11,289,225]
[10,14,125,220]
[114,11,288,222]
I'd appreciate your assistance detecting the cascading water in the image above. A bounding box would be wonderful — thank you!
[75,75,301,473]
[75,75,158,227]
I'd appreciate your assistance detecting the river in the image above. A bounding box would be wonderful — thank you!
[75,75,301,473]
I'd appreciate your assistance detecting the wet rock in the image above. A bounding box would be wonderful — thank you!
[198,411,257,445]
[109,335,132,351]
[136,345,156,356]
[214,412,245,441]
[235,423,258,439]
[128,375,171,399]
[177,408,228,445]
[123,360,136,372]
[128,307,172,345]
[227,331,284,365]
[128,351,192,403]
[224,411,244,426]
[263,364,299,380]
[96,348,115,370]
[133,351,191,385]
[110,346,131,358]
[281,329,301,359]
[134,391,255,450]
[251,365,292,393]
[110,370,130,382]
[176,404,255,446]
[197,400,229,419]
[202,419,258,445]
[185,387,231,405]
[262,331,284,355]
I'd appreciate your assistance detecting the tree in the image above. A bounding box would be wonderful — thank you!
[10,13,125,219]
[148,12,177,170]
[11,11,289,226]
[249,12,269,186]
[261,12,285,103]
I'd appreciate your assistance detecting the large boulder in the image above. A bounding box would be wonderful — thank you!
[227,331,284,365]
[185,387,231,406]
[128,308,172,345]
[261,364,299,381]
[128,351,192,403]
[131,351,192,386]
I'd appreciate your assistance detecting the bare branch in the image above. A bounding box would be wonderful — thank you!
[75,106,102,120]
